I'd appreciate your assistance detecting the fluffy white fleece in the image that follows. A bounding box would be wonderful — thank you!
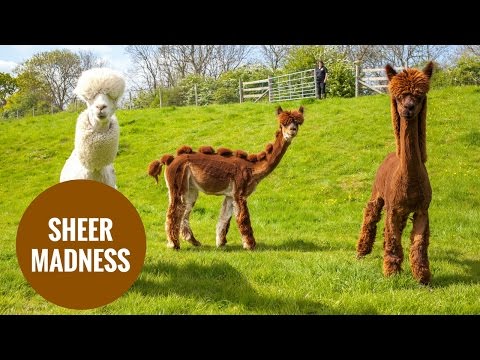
[74,67,126,103]
[60,68,125,188]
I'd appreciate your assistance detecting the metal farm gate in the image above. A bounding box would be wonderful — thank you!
[239,68,317,103]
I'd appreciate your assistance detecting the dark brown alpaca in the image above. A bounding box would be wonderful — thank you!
[356,62,434,285]
[148,106,304,250]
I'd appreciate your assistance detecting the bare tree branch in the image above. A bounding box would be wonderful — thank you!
[259,45,291,71]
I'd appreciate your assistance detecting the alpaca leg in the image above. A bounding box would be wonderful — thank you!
[383,210,405,276]
[165,193,185,250]
[409,211,431,285]
[180,188,201,246]
[216,196,233,247]
[233,196,256,250]
[356,196,384,258]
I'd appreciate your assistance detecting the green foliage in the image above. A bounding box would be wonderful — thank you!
[325,60,355,98]
[284,46,355,97]
[431,55,480,89]
[1,70,52,118]
[131,90,157,108]
[128,65,275,108]
[451,54,480,85]
[178,74,217,106]
[0,86,479,314]
[0,72,17,106]
[158,86,184,107]
[215,65,273,104]
[14,49,81,112]
[283,45,329,73]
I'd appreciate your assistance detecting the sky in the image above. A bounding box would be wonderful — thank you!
[0,45,131,74]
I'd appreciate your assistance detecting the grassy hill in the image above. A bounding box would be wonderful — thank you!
[1,86,479,314]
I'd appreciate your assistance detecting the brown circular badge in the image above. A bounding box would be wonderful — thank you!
[16,180,146,310]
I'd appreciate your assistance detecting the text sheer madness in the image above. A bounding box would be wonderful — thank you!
[32,218,131,272]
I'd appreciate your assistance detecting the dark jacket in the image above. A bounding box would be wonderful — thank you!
[316,66,328,82]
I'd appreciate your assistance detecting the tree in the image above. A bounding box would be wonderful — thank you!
[334,45,384,68]
[126,45,252,92]
[209,45,252,77]
[283,45,355,97]
[125,45,163,91]
[78,50,108,71]
[5,69,51,115]
[463,45,480,57]
[259,45,291,71]
[0,72,17,106]
[16,49,81,110]
[378,45,451,68]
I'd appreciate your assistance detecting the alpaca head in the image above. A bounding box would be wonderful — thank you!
[386,62,434,162]
[386,62,433,120]
[276,106,304,142]
[74,67,126,124]
[86,93,116,124]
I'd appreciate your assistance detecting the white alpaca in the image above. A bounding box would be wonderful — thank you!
[60,68,126,188]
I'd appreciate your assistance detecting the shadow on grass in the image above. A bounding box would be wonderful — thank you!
[176,239,352,253]
[432,252,480,288]
[131,261,334,314]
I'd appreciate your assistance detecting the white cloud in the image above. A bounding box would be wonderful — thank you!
[0,60,18,73]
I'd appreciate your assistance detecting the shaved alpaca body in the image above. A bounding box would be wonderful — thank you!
[149,106,304,250]
[356,62,434,284]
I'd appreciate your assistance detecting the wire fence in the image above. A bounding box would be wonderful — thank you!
[1,67,325,119]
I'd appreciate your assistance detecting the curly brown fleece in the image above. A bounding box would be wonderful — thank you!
[356,62,434,285]
[147,106,304,250]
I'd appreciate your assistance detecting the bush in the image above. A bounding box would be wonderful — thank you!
[451,54,480,85]
[326,60,355,98]
[214,65,273,104]
[431,55,480,89]
[179,75,217,106]
[283,45,355,98]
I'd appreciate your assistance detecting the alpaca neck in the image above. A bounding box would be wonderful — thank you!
[398,115,423,175]
[253,130,291,181]
[87,111,113,131]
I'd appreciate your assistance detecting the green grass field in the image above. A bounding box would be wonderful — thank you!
[1,86,479,314]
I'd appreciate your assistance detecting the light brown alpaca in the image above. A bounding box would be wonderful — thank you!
[356,62,434,285]
[148,106,304,250]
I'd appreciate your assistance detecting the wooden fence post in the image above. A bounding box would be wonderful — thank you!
[314,67,319,99]
[354,61,360,97]
[239,80,243,103]
[194,84,198,106]
[32,107,35,117]
[159,88,162,108]
[268,77,273,102]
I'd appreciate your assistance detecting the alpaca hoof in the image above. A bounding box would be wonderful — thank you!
[383,266,402,277]
[414,268,431,285]
[216,238,227,248]
[167,241,180,250]
[188,239,202,247]
[356,252,367,260]
[243,242,256,250]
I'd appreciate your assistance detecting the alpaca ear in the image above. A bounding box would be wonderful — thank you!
[391,97,401,157]
[276,106,283,115]
[298,106,304,114]
[385,64,397,82]
[423,61,434,79]
[418,96,427,162]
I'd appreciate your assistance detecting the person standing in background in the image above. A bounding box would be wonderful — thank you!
[315,60,328,99]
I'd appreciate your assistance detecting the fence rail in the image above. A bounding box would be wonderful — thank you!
[355,64,404,96]
[240,68,317,103]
